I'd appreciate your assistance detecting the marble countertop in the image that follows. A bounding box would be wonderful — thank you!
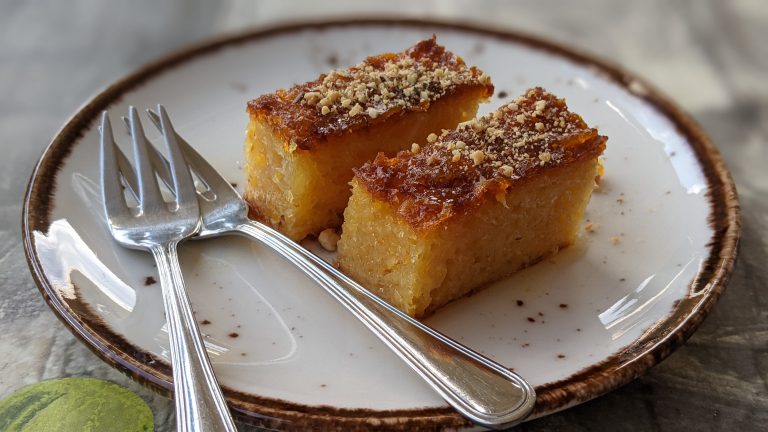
[1,1,765,430]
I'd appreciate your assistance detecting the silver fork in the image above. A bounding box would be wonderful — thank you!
[100,106,238,432]
[121,108,536,430]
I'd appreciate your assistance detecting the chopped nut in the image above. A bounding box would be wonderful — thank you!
[535,122,545,131]
[349,103,363,117]
[318,229,340,252]
[499,165,514,177]
[470,150,485,166]
[367,107,379,118]
[516,114,526,123]
[427,133,438,143]
[451,149,462,162]
[303,91,321,105]
[321,106,330,115]
[411,143,421,153]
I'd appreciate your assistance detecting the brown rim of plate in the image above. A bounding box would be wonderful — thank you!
[21,18,740,432]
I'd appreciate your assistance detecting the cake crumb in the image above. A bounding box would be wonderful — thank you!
[609,235,622,245]
[584,222,599,233]
[318,229,341,252]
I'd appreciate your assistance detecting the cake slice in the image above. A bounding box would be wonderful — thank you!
[244,37,494,240]
[337,88,607,317]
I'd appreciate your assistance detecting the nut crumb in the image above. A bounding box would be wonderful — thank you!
[451,149,462,162]
[499,164,514,178]
[318,229,341,252]
[470,150,485,166]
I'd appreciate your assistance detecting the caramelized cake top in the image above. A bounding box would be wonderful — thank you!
[354,87,607,230]
[247,36,493,150]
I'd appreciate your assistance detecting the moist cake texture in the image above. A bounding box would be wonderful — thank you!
[337,87,607,317]
[244,37,493,240]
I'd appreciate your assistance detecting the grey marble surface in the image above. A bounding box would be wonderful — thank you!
[1,1,766,430]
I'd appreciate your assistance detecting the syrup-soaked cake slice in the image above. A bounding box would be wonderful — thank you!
[245,37,494,240]
[337,88,607,318]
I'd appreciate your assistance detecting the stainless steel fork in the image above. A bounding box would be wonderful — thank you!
[100,106,237,432]
[120,108,535,429]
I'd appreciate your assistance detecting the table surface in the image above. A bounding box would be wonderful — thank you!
[1,1,766,430]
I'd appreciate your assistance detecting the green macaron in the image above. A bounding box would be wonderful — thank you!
[0,377,153,432]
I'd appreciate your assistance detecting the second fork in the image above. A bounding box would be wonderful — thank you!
[100,106,238,432]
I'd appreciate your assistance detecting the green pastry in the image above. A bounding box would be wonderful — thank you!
[0,377,153,432]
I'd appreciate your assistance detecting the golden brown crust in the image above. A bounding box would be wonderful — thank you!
[247,36,493,150]
[353,87,607,230]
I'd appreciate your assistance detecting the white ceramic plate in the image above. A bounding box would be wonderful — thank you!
[23,20,739,431]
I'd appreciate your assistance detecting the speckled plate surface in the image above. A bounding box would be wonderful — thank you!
[22,19,739,431]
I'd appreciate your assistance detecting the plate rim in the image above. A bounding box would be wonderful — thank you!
[21,17,741,431]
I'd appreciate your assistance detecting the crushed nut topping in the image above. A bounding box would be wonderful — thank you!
[248,37,493,150]
[353,87,607,228]
[296,37,490,120]
[421,87,595,173]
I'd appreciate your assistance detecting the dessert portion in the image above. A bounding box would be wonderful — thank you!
[244,37,494,240]
[337,88,607,318]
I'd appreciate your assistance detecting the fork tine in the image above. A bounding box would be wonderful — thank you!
[128,106,166,213]
[99,112,132,220]
[121,115,174,191]
[156,105,198,208]
[146,108,234,195]
[115,144,140,203]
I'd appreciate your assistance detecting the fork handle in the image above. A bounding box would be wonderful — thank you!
[151,242,238,432]
[235,222,535,429]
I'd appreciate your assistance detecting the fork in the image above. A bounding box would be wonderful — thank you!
[100,106,238,432]
[121,108,536,429]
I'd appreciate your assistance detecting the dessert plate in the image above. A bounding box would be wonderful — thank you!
[23,19,739,431]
